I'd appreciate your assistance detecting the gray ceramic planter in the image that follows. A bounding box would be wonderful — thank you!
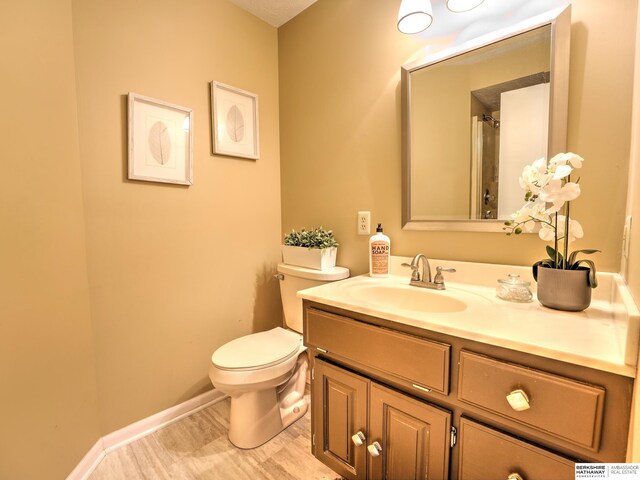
[534,265,592,312]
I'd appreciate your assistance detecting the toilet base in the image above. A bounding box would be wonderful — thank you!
[228,354,309,449]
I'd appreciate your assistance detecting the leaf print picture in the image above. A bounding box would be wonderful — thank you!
[127,93,193,185]
[225,105,245,143]
[211,81,260,160]
[148,120,173,165]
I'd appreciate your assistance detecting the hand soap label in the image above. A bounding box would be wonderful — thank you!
[370,241,390,275]
[369,223,390,277]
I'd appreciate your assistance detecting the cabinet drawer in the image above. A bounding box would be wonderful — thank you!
[305,308,450,394]
[458,417,575,480]
[458,350,605,451]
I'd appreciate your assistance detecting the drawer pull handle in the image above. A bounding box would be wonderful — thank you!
[352,431,366,447]
[316,347,328,353]
[507,473,524,480]
[412,383,432,393]
[367,441,382,457]
[506,389,530,411]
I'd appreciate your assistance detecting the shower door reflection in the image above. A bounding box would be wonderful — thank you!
[471,113,500,219]
[470,80,549,220]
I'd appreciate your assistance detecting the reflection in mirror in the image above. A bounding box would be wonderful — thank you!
[402,6,571,232]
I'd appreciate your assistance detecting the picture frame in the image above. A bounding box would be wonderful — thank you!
[211,81,259,160]
[128,93,193,185]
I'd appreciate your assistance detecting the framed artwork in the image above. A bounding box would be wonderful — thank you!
[128,93,193,185]
[211,81,259,160]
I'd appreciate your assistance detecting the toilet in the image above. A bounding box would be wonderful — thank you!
[208,262,349,449]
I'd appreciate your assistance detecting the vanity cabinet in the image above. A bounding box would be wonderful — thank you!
[312,358,452,480]
[304,303,633,480]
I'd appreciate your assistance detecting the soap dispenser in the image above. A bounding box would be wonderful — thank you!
[369,223,390,277]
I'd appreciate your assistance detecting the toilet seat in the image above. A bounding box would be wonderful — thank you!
[212,327,301,371]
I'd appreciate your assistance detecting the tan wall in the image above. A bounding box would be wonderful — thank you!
[625,1,640,462]
[72,0,282,433]
[279,0,637,275]
[628,2,640,317]
[411,65,470,219]
[0,0,281,473]
[0,0,101,478]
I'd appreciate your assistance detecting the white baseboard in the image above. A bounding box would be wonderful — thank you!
[67,388,227,480]
[102,389,227,452]
[67,439,105,480]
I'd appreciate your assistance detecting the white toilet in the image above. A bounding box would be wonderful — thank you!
[208,262,349,449]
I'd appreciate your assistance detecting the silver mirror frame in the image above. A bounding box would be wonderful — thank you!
[401,5,571,232]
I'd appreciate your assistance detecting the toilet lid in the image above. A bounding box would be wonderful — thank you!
[212,327,302,370]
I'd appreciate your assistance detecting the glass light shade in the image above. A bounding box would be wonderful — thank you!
[446,0,484,13]
[397,0,433,34]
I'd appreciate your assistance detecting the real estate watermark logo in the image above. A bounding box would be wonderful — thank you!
[575,464,640,479]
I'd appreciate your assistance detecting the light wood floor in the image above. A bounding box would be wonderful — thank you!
[89,397,340,480]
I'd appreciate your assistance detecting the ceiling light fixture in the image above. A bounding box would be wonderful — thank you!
[397,0,433,34]
[446,0,485,13]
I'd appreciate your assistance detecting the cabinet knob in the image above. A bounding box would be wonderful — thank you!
[507,473,524,480]
[351,431,366,447]
[506,389,530,411]
[367,441,382,457]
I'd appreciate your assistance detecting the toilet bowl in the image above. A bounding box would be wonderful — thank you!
[209,262,349,449]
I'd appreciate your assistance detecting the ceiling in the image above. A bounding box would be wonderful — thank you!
[227,0,318,27]
[226,0,570,33]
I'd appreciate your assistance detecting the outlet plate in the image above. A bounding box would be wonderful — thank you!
[358,211,371,235]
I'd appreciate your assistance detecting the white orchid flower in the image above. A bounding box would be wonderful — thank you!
[532,156,548,171]
[552,164,573,180]
[549,152,584,169]
[539,215,584,243]
[510,201,550,232]
[519,157,551,195]
[539,180,581,213]
[568,218,585,240]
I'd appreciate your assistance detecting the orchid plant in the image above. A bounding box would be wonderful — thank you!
[503,152,599,288]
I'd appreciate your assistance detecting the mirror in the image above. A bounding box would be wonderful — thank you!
[402,6,571,232]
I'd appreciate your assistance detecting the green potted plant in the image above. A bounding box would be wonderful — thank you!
[282,227,339,270]
[504,152,599,311]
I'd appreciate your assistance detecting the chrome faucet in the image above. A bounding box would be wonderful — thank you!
[406,253,432,283]
[402,254,456,290]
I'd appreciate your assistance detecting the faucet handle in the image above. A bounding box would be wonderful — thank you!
[434,266,456,284]
[402,262,421,281]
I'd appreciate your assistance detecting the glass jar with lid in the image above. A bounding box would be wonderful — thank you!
[496,274,533,303]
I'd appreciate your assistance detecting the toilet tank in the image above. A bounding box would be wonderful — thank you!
[277,263,349,333]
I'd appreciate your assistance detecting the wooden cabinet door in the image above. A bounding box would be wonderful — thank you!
[458,417,575,480]
[368,383,451,480]
[312,359,368,480]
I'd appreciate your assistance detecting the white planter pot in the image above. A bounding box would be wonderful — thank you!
[282,245,337,270]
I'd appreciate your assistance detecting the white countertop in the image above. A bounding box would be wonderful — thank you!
[298,256,640,377]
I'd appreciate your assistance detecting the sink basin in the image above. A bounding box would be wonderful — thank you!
[346,283,468,313]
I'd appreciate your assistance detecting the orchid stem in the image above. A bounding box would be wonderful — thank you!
[564,174,571,270]
[564,197,571,270]
[554,212,559,268]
